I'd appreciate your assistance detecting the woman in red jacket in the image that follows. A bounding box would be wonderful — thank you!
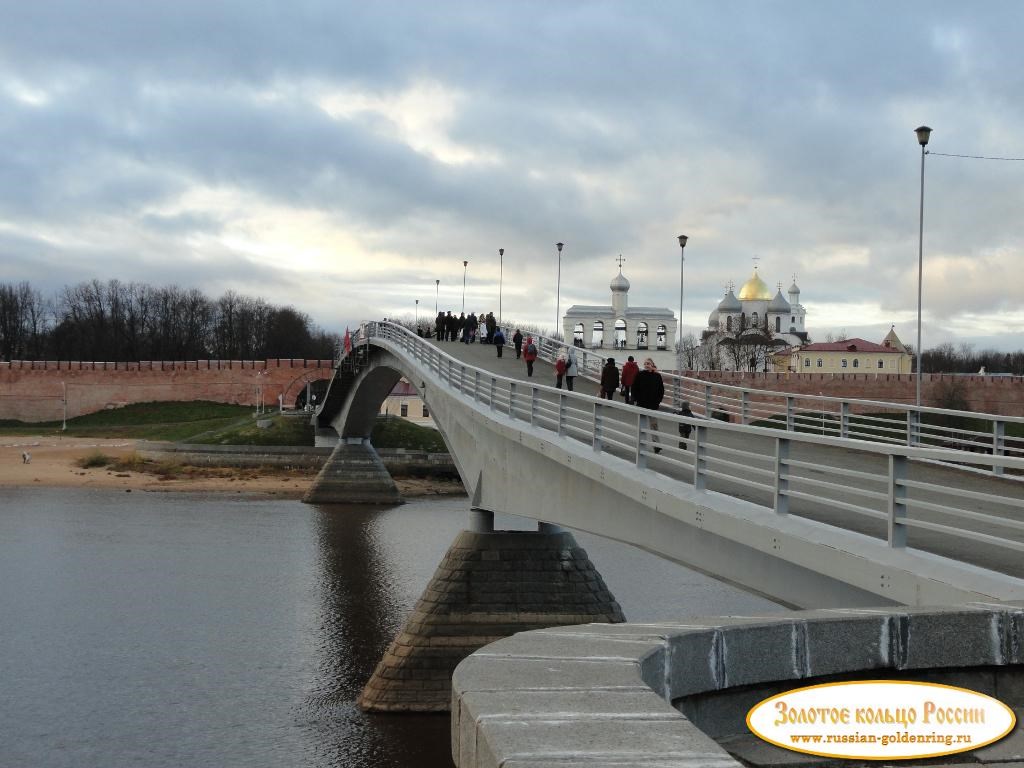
[620,355,640,404]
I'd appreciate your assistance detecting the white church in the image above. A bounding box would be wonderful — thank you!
[562,260,679,368]
[702,267,809,346]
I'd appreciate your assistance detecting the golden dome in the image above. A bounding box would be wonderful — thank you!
[737,268,772,301]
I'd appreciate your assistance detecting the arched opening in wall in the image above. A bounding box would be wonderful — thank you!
[775,316,781,332]
[614,318,627,349]
[656,324,667,349]
[751,312,759,329]
[636,322,648,350]
[294,378,330,410]
[726,316,733,332]
[592,321,604,348]
[573,323,584,348]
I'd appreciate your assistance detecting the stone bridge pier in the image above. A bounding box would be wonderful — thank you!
[305,343,626,711]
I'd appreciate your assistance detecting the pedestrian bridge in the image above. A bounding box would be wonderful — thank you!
[315,321,1024,609]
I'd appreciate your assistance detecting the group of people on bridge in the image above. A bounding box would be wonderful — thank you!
[434,311,500,345]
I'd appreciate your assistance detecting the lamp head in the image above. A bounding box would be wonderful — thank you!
[499,248,504,256]
[463,260,468,267]
[677,234,689,249]
[556,242,564,252]
[915,126,933,147]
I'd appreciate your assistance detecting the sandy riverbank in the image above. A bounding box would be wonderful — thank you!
[0,436,466,499]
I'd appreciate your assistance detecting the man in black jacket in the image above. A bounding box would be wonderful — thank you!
[632,358,665,453]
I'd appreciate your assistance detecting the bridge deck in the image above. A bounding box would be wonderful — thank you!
[432,336,1024,581]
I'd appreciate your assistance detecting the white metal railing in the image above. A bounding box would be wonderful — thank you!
[357,321,1024,573]
[420,326,1022,479]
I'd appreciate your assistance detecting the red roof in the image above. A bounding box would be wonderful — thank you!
[800,338,901,354]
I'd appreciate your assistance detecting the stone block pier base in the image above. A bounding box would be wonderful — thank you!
[358,529,625,712]
[302,441,402,504]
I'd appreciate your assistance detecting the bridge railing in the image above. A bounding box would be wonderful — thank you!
[364,321,1024,572]
[500,329,1024,479]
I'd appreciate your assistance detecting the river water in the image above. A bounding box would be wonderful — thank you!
[0,487,779,767]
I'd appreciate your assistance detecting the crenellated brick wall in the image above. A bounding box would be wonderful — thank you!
[0,359,335,422]
[686,370,1024,416]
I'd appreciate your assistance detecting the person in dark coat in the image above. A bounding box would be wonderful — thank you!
[600,357,619,400]
[435,312,444,341]
[523,335,538,376]
[632,357,665,453]
[493,327,506,357]
[512,329,524,359]
[485,312,496,344]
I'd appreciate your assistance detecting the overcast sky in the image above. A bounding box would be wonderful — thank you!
[2,1,1023,351]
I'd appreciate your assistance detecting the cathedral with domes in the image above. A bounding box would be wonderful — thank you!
[702,266,809,347]
[696,266,810,371]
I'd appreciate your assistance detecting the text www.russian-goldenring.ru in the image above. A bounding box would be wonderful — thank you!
[790,731,972,748]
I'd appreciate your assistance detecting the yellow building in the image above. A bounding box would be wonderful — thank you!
[792,328,911,374]
[380,379,435,426]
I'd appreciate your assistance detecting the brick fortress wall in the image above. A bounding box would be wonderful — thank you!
[687,370,1024,417]
[0,359,334,422]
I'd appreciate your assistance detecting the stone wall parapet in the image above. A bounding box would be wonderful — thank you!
[452,603,1024,767]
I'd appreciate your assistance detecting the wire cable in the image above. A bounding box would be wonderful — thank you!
[927,151,1024,161]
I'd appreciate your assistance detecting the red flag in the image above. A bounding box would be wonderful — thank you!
[343,327,352,354]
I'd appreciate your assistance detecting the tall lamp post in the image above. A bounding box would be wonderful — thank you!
[498,248,504,326]
[435,279,440,315]
[914,125,932,411]
[462,260,468,313]
[677,234,688,361]
[415,298,419,329]
[61,381,67,432]
[555,242,564,339]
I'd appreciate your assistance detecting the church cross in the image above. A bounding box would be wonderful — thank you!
[752,256,760,269]
[616,254,626,269]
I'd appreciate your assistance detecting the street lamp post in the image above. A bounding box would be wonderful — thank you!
[915,125,932,412]
[435,279,440,315]
[61,381,67,432]
[556,242,564,339]
[498,248,504,327]
[462,260,468,313]
[676,234,689,405]
[415,298,419,329]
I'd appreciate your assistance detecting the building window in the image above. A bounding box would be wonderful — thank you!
[775,316,781,332]
[400,403,408,417]
[726,316,733,332]
[791,316,795,323]
[422,405,429,417]
[853,359,859,368]
[573,323,584,346]
[877,360,884,369]
[751,312,759,328]
[841,359,848,368]
[817,358,823,368]
[804,358,810,367]
[656,324,667,349]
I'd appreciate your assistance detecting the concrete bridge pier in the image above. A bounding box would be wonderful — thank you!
[301,439,402,504]
[357,523,626,712]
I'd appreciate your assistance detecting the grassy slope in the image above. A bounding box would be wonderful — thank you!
[0,401,448,450]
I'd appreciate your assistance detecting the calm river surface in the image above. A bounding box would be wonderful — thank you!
[0,487,780,768]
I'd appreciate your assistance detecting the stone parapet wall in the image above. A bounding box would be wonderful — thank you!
[451,603,1024,767]
[683,370,1024,416]
[0,358,334,422]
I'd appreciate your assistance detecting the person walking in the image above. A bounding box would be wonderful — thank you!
[677,401,695,450]
[512,329,524,359]
[620,355,639,404]
[485,312,496,344]
[555,351,567,389]
[493,327,505,357]
[565,348,578,392]
[632,357,666,453]
[600,357,619,400]
[523,335,538,376]
[434,312,444,341]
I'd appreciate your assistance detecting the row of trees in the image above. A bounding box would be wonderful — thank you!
[0,280,340,362]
